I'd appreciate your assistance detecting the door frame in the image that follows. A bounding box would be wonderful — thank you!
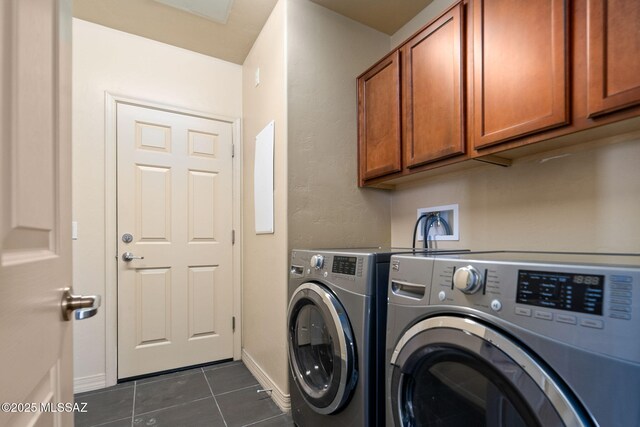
[103,92,242,386]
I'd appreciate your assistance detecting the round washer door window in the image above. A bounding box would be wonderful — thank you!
[288,282,357,415]
[390,316,590,427]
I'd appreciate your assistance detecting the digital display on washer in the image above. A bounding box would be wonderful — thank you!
[516,270,604,315]
[332,256,357,276]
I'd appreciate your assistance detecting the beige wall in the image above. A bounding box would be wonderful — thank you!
[72,19,242,387]
[239,0,394,404]
[287,0,392,250]
[391,0,457,48]
[390,135,640,253]
[241,0,290,403]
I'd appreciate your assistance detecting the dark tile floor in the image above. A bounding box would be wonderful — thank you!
[74,361,294,427]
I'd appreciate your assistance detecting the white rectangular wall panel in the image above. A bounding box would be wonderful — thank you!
[254,120,274,234]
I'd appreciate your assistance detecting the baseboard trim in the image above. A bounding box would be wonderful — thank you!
[242,349,290,412]
[74,373,106,394]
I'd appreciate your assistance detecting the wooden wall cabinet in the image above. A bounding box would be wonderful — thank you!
[357,3,466,187]
[472,0,569,149]
[403,3,465,168]
[356,0,640,188]
[357,51,402,185]
[587,0,640,117]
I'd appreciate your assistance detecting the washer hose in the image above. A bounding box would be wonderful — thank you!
[412,213,436,249]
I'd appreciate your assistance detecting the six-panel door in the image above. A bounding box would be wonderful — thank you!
[116,103,234,379]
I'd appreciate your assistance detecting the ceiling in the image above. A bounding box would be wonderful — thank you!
[310,0,433,35]
[73,0,434,65]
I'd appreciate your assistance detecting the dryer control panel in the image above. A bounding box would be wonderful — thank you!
[290,250,373,296]
[515,269,605,316]
[427,253,639,364]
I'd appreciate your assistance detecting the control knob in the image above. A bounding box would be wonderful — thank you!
[310,254,325,270]
[453,265,483,294]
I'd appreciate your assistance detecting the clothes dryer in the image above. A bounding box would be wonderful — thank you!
[386,251,640,426]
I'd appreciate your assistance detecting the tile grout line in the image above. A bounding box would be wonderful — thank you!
[89,417,131,427]
[202,367,228,427]
[74,362,240,399]
[76,363,241,399]
[79,362,260,427]
[89,417,129,427]
[89,416,134,427]
[132,396,213,417]
[130,382,137,427]
[202,361,242,372]
[214,383,261,397]
[132,369,202,386]
[131,370,212,417]
[131,361,241,387]
[241,413,287,427]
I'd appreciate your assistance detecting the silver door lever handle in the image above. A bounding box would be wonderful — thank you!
[122,252,144,262]
[61,288,102,321]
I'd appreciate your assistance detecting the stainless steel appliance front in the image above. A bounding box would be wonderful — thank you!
[386,251,640,426]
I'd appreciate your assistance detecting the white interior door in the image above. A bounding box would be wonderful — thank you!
[0,0,74,426]
[117,103,234,379]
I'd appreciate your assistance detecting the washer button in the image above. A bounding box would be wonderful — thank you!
[438,291,446,302]
[610,312,632,320]
[580,318,604,329]
[611,291,632,298]
[556,314,577,325]
[610,305,632,313]
[534,310,553,321]
[515,307,531,317]
[611,275,633,283]
[610,298,632,306]
[490,300,502,312]
[611,283,632,290]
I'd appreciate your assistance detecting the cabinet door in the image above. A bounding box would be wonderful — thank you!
[473,0,569,149]
[357,51,402,184]
[403,3,465,168]
[587,0,640,117]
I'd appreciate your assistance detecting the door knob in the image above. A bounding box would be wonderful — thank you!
[61,288,102,321]
[122,252,144,262]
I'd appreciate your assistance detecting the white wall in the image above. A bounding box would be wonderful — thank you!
[72,19,242,389]
[241,0,290,408]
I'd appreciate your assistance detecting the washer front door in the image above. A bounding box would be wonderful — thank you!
[389,316,591,427]
[288,282,358,415]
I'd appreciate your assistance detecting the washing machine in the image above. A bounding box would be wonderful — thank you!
[287,248,467,427]
[386,251,640,426]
